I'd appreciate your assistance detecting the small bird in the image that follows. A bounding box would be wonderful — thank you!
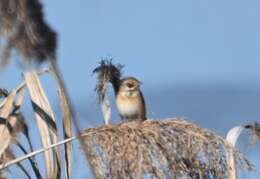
[93,60,147,124]
[116,77,146,121]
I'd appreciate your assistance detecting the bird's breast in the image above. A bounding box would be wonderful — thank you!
[116,92,141,116]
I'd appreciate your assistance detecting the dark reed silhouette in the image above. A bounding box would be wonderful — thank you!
[0,0,56,65]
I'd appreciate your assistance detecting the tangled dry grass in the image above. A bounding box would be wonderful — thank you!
[82,119,253,179]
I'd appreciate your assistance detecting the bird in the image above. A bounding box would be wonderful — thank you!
[116,77,146,121]
[93,60,147,123]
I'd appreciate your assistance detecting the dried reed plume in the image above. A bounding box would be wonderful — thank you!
[93,59,123,99]
[81,118,253,178]
[93,59,123,124]
[0,0,56,65]
[245,122,260,144]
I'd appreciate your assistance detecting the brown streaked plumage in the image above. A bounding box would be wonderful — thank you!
[116,77,146,121]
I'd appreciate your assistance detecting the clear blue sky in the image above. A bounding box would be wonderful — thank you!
[1,0,260,178]
[2,0,260,93]
[50,0,260,100]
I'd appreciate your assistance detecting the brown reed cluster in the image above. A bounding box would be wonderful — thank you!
[81,118,253,179]
[0,0,57,65]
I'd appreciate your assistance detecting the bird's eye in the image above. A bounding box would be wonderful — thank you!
[126,83,134,88]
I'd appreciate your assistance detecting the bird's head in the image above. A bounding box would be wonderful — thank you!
[120,77,141,92]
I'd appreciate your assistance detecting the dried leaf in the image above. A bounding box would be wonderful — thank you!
[24,71,60,179]
[11,87,42,178]
[50,61,73,179]
[0,86,38,178]
[10,86,35,153]
[14,87,25,108]
[0,91,16,156]
[10,111,42,179]
[7,87,26,139]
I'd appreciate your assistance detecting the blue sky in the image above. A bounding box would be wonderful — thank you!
[1,0,260,178]
[45,0,260,88]
[2,0,260,92]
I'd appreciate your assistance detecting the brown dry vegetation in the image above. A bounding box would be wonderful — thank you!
[0,80,257,179]
[82,119,253,179]
[0,0,259,179]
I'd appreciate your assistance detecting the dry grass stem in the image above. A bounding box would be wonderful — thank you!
[50,66,74,179]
